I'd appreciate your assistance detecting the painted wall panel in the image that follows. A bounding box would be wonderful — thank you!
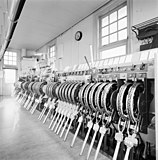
[72,15,93,65]
[35,0,158,70]
[56,15,94,69]
[133,0,158,26]
[132,0,158,52]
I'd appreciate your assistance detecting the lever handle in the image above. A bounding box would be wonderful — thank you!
[94,134,104,160]
[124,147,131,160]
[113,141,121,160]
[71,120,82,147]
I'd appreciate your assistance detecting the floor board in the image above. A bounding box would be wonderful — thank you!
[0,96,110,160]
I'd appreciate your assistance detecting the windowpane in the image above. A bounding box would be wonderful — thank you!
[110,22,117,33]
[12,52,17,57]
[3,51,17,66]
[13,61,16,65]
[5,52,9,56]
[102,16,108,27]
[50,52,55,58]
[8,52,12,56]
[49,45,56,62]
[4,56,8,60]
[118,29,127,40]
[8,61,12,65]
[100,5,127,54]
[118,17,127,30]
[9,57,12,61]
[110,11,117,23]
[102,26,109,36]
[52,46,55,51]
[12,57,16,61]
[52,52,55,57]
[4,60,8,64]
[110,33,117,43]
[118,6,127,19]
[50,46,55,52]
[102,36,109,46]
[100,45,126,59]
[50,47,53,52]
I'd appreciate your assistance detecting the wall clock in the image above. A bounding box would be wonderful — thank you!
[75,31,82,41]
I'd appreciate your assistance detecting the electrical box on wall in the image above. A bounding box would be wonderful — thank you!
[139,24,158,51]
[132,17,158,51]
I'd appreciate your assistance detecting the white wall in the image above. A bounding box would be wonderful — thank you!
[26,50,36,57]
[36,0,158,71]
[56,15,94,69]
[131,0,158,52]
[37,15,95,71]
[132,0,158,26]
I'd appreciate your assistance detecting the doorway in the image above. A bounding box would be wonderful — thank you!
[2,69,16,96]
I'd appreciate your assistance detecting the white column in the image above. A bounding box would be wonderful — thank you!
[21,48,27,57]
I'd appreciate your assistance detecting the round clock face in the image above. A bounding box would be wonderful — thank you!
[75,31,82,41]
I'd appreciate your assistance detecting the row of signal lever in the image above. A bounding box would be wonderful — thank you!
[14,76,153,160]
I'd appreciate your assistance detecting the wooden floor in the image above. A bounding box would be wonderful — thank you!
[0,96,110,160]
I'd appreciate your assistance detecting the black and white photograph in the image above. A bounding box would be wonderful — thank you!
[0,0,157,159]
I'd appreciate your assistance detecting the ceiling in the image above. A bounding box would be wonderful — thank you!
[0,0,11,45]
[3,0,108,51]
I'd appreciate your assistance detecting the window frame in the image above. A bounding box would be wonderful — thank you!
[48,45,56,68]
[49,45,56,59]
[98,1,128,59]
[3,51,17,66]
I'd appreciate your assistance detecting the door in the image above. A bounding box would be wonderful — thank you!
[2,69,16,96]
